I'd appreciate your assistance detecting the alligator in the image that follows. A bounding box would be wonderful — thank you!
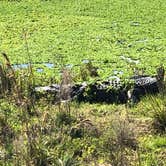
[34,66,165,104]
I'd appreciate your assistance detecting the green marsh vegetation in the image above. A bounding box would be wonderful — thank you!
[0,0,166,165]
[0,0,166,79]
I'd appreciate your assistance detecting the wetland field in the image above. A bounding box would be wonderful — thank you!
[0,0,166,79]
[0,0,166,165]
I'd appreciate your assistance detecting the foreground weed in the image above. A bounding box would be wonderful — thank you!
[147,95,166,133]
[103,111,138,166]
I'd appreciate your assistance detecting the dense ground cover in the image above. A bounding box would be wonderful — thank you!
[0,0,166,78]
[0,92,166,165]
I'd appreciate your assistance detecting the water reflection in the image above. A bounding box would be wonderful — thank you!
[44,63,54,68]
[36,68,44,73]
[13,63,29,69]
[12,63,55,72]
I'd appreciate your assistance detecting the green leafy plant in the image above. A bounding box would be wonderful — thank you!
[55,155,80,166]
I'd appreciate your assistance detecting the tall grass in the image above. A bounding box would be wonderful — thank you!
[147,94,166,133]
[147,67,166,132]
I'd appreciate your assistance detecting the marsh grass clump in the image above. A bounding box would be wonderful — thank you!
[80,61,98,81]
[0,53,16,96]
[56,111,76,127]
[59,68,73,102]
[147,95,166,133]
[70,118,99,139]
[103,112,138,166]
[57,68,74,115]
[0,113,14,161]
[85,61,98,78]
[156,65,165,93]
[0,53,35,106]
[111,114,138,150]
[0,114,14,145]
[146,69,166,133]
